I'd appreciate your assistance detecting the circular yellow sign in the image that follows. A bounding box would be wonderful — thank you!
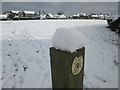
[72,56,83,75]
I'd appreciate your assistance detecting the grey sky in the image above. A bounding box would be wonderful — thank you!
[2,2,118,16]
[1,0,119,2]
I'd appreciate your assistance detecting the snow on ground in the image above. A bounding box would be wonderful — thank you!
[0,20,118,88]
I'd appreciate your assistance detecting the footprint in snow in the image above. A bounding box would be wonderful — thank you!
[14,64,17,67]
[113,60,119,67]
[13,75,16,77]
[7,54,11,57]
[92,74,108,83]
[9,43,12,46]
[16,52,19,55]
[36,50,39,53]
[23,66,28,71]
[102,80,106,83]
[1,77,3,80]
[16,69,18,72]
[12,32,14,34]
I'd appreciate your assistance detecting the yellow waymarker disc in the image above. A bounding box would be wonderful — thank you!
[72,56,83,75]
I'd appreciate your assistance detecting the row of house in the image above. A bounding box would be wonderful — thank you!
[72,13,111,20]
[41,13,111,20]
[41,13,67,19]
[0,11,68,20]
[0,11,37,20]
[0,10,111,20]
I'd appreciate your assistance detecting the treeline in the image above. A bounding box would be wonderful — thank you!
[107,17,120,35]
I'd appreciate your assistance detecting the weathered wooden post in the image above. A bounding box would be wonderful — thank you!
[49,28,86,89]
[50,47,85,88]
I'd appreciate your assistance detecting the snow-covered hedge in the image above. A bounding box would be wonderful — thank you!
[52,28,87,53]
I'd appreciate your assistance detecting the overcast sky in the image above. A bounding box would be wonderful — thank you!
[1,0,119,2]
[2,2,118,16]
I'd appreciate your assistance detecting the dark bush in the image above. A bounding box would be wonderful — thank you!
[107,17,120,34]
[7,13,15,19]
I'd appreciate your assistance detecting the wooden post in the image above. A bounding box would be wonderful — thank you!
[50,47,85,89]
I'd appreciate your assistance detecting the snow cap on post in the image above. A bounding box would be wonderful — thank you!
[52,28,87,53]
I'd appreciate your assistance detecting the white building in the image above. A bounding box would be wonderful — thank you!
[53,14,59,19]
[4,11,20,15]
[79,13,87,16]
[104,14,111,20]
[3,11,22,19]
[46,13,54,19]
[58,14,67,19]
[45,13,67,19]
[0,14,8,19]
[98,14,105,20]
[40,13,46,19]
[90,14,99,19]
[23,11,36,17]
[72,14,79,19]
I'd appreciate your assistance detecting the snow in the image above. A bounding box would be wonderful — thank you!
[0,15,7,19]
[80,13,88,16]
[52,28,87,53]
[73,14,79,17]
[24,11,35,14]
[46,14,67,19]
[73,13,88,17]
[58,15,67,18]
[91,15,99,18]
[0,20,118,88]
[11,11,20,14]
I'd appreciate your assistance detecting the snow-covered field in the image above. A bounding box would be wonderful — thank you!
[0,20,118,88]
